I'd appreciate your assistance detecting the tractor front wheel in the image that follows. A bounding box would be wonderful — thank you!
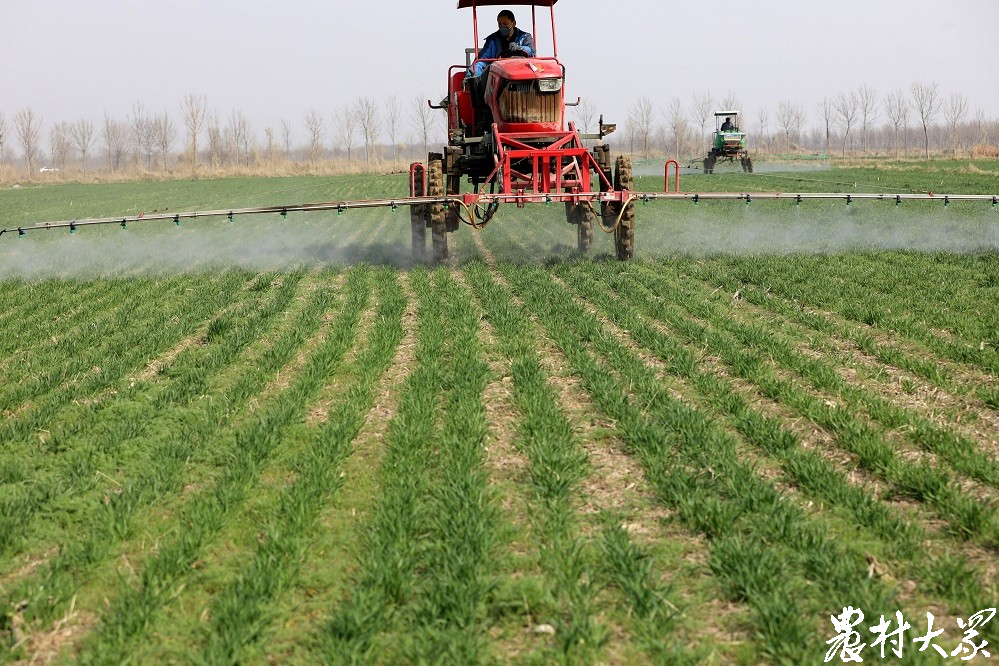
[613,155,635,261]
[565,203,594,253]
[427,157,448,263]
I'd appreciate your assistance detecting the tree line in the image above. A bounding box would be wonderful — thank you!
[0,94,447,180]
[1,82,996,181]
[617,82,997,162]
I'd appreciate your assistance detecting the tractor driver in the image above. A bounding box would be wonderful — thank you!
[721,116,735,131]
[471,10,536,79]
[467,10,535,131]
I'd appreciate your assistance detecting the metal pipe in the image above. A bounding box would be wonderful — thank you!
[4,190,998,238]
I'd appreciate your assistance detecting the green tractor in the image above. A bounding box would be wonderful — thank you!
[703,110,752,174]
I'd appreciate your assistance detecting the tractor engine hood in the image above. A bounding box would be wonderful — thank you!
[490,58,563,84]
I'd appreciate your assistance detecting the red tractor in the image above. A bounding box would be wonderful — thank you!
[410,0,634,262]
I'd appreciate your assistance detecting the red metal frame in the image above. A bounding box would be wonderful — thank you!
[409,162,426,197]
[474,122,614,202]
[664,160,680,193]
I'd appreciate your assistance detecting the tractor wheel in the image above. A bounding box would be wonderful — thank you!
[613,155,635,261]
[427,158,448,263]
[566,203,594,253]
[410,165,427,261]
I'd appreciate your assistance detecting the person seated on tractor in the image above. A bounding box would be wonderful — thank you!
[467,10,535,131]
[720,116,735,132]
[471,9,536,79]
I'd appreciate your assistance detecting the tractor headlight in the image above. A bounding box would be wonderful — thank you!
[537,78,563,93]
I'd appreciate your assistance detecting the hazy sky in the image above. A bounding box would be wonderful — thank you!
[4,0,997,144]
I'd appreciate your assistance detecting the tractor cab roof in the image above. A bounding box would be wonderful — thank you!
[457,0,557,6]
[714,110,739,117]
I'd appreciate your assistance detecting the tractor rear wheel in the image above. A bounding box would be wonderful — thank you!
[427,158,448,263]
[410,164,427,261]
[613,155,635,261]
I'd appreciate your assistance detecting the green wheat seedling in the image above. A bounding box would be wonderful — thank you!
[0,272,339,657]
[317,268,447,664]
[464,261,611,662]
[556,263,924,560]
[630,262,999,544]
[198,269,405,664]
[0,272,286,563]
[69,268,372,662]
[501,263,901,663]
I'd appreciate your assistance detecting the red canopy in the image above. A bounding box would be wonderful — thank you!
[457,0,557,7]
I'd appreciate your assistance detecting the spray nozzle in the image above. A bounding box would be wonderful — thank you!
[545,195,552,205]
[174,214,181,226]
[228,212,234,223]
[18,228,24,237]
[692,194,699,204]
[337,205,345,216]
[281,208,288,218]
[745,194,752,205]
[796,194,802,206]
[993,196,997,209]
[846,195,852,205]
[70,221,77,234]
[896,195,901,207]
[120,219,127,229]
[944,196,949,207]
[391,202,398,212]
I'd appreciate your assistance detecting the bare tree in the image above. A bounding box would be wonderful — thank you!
[182,93,207,177]
[153,113,175,172]
[833,91,859,156]
[384,96,402,161]
[665,97,688,159]
[629,96,656,158]
[910,82,941,159]
[776,100,803,154]
[206,113,224,170]
[49,121,72,170]
[102,114,129,172]
[14,107,43,177]
[409,96,434,158]
[883,90,908,160]
[334,104,358,163]
[857,84,878,154]
[690,90,714,152]
[943,92,969,156]
[571,98,597,148]
[753,107,770,153]
[304,109,326,166]
[129,102,157,170]
[720,92,740,112]
[264,127,275,163]
[69,119,95,176]
[355,97,381,163]
[973,108,989,148]
[0,112,8,169]
[227,110,252,166]
[280,118,293,160]
[816,98,834,154]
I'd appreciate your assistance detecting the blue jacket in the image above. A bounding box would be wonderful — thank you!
[472,27,535,77]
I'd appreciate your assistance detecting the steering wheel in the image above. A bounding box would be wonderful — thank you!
[501,49,529,59]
